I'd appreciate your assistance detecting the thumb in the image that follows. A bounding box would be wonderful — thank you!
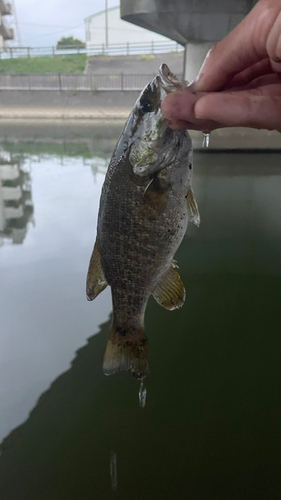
[194,93,281,131]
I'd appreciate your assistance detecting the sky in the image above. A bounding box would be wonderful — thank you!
[13,0,119,47]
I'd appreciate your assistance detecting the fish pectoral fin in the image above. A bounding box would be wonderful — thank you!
[86,240,108,301]
[152,263,186,310]
[187,187,200,227]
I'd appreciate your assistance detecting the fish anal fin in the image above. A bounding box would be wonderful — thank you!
[103,328,149,380]
[187,187,200,227]
[152,264,186,311]
[86,240,108,301]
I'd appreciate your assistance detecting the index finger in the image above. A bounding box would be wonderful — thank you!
[193,0,281,92]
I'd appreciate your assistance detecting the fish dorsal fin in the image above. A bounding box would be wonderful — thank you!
[86,240,108,301]
[187,187,200,227]
[152,261,186,310]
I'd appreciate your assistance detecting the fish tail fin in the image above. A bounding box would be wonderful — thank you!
[103,327,149,380]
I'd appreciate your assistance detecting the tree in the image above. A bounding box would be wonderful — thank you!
[56,36,85,49]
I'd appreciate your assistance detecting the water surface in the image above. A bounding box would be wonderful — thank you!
[0,134,281,499]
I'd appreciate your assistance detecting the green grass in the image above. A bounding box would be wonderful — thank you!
[0,54,87,73]
[140,54,155,61]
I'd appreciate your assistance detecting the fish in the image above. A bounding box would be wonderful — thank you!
[86,63,200,380]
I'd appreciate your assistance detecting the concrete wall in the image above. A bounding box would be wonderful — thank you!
[85,52,184,76]
[0,90,139,120]
[0,91,279,150]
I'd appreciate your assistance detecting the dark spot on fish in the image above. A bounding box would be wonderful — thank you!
[153,173,172,193]
[116,326,128,337]
[139,338,148,346]
[140,99,153,114]
[189,163,192,170]
[116,282,128,292]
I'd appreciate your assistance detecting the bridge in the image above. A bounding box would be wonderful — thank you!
[120,0,258,81]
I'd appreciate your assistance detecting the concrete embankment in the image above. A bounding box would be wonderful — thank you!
[0,89,280,149]
[0,90,139,120]
[85,52,184,75]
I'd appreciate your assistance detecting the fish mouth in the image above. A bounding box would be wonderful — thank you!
[129,64,187,177]
[158,63,188,93]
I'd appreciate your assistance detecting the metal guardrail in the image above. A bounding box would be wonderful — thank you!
[0,45,86,59]
[87,41,182,56]
[0,41,183,59]
[0,73,168,91]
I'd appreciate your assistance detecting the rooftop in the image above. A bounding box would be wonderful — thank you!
[85,5,118,23]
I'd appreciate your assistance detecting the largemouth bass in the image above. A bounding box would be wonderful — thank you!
[86,64,200,379]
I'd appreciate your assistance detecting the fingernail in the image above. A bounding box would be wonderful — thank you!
[189,70,205,92]
[192,79,205,92]
[186,81,197,94]
[192,47,214,91]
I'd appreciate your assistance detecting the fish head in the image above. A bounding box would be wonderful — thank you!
[128,63,191,177]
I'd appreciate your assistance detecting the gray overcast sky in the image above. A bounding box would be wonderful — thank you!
[15,0,119,46]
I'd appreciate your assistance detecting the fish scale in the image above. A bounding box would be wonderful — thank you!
[86,64,200,379]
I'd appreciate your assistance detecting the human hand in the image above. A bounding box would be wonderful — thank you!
[161,0,281,132]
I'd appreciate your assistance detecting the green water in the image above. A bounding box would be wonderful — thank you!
[1,129,281,499]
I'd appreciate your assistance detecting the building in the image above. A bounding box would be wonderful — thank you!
[0,148,33,246]
[0,0,14,49]
[85,5,171,51]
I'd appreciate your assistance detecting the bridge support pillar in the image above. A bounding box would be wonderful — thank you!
[184,42,213,82]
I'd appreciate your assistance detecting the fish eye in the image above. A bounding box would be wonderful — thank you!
[140,99,153,113]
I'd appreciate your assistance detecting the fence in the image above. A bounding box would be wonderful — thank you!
[0,41,183,59]
[87,41,182,56]
[0,73,169,91]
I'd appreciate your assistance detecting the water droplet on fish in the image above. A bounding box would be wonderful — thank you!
[110,452,117,491]
[139,380,147,408]
[202,132,210,148]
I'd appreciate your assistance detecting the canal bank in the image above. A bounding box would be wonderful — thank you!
[0,91,280,149]
[0,90,137,120]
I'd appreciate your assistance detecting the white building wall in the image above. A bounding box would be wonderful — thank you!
[2,185,22,200]
[0,150,31,245]
[0,13,4,49]
[0,0,13,49]
[0,163,20,181]
[85,6,171,47]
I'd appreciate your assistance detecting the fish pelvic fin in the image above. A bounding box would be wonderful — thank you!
[152,261,186,310]
[103,327,149,380]
[86,240,108,301]
[187,187,200,227]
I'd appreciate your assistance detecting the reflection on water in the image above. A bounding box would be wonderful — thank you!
[0,147,34,246]
[110,452,118,491]
[202,131,210,148]
[139,380,147,408]
[0,147,112,442]
[0,143,109,247]
[0,129,281,499]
